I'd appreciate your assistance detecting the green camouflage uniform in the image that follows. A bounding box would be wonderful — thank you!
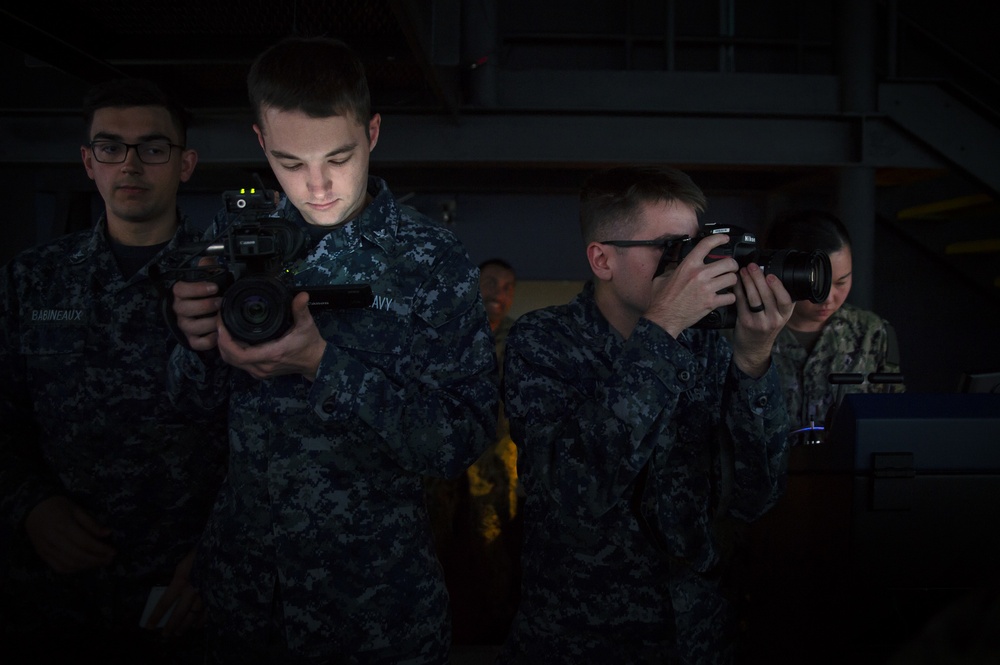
[497,281,790,665]
[771,303,904,444]
[0,214,229,663]
[169,177,498,664]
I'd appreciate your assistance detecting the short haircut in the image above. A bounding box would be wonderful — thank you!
[247,36,371,132]
[579,165,707,243]
[762,209,852,253]
[82,78,190,144]
[479,257,516,277]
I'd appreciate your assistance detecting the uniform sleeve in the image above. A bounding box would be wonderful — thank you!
[720,360,791,521]
[0,262,61,528]
[163,214,234,415]
[504,307,790,572]
[503,315,693,518]
[166,345,232,413]
[306,243,499,479]
[638,330,790,570]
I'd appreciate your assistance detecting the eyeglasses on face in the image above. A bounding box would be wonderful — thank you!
[598,236,693,265]
[88,140,184,165]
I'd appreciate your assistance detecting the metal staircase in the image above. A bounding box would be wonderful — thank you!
[874,4,1000,301]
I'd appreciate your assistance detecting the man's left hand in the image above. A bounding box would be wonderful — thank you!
[731,263,794,377]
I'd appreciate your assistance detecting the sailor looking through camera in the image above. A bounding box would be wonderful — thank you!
[498,164,794,664]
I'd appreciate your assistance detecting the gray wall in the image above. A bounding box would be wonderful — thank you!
[5,166,999,396]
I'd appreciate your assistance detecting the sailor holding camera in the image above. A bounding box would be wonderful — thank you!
[1,78,227,663]
[165,37,497,664]
[497,165,793,665]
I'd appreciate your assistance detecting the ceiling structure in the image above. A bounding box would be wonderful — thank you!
[0,1,450,113]
[1,0,997,390]
[0,0,996,201]
[0,0,860,197]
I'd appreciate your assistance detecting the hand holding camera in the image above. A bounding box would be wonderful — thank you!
[656,222,831,328]
[158,183,373,348]
[646,232,742,337]
[216,289,328,382]
[170,268,225,351]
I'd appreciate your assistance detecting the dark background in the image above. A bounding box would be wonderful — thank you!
[2,0,998,393]
[3,2,999,662]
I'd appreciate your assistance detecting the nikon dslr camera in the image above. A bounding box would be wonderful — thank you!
[657,222,831,329]
[160,184,372,345]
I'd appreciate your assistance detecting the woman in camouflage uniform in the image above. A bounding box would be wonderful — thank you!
[762,210,905,445]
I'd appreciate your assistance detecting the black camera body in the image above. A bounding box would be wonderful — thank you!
[669,222,831,329]
[163,186,373,345]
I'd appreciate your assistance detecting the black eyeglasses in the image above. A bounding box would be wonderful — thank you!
[599,236,695,279]
[88,140,184,165]
[598,236,692,264]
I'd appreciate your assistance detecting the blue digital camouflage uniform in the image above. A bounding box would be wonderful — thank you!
[771,303,904,444]
[0,213,229,662]
[496,281,790,665]
[168,176,499,664]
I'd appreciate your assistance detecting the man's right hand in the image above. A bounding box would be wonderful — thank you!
[645,233,740,338]
[172,273,224,351]
[24,495,116,574]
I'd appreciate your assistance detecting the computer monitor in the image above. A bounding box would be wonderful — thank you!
[957,370,1000,394]
[828,392,1000,591]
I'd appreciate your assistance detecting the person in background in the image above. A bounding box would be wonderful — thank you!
[0,78,228,664]
[479,258,518,363]
[166,36,498,664]
[473,258,521,552]
[497,164,793,664]
[761,209,904,444]
[735,209,907,663]
[428,257,523,645]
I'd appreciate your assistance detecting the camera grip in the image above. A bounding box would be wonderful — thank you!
[174,266,234,291]
[160,268,234,350]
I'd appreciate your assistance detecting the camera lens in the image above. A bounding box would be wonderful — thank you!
[757,249,832,303]
[221,276,293,344]
[240,295,270,325]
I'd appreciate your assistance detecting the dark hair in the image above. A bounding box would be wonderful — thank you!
[479,257,516,276]
[762,209,852,254]
[579,165,707,243]
[247,36,371,131]
[82,78,190,144]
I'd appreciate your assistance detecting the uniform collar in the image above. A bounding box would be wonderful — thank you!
[290,176,399,254]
